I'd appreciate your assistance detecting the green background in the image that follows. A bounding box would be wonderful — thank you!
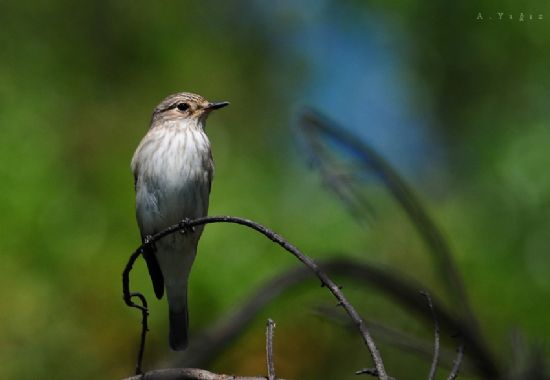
[1,1,549,379]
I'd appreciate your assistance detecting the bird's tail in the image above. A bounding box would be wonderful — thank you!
[157,238,198,351]
[166,279,190,351]
[169,306,189,351]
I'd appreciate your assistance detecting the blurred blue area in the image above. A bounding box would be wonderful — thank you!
[256,1,445,179]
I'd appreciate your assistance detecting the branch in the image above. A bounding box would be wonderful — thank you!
[447,339,465,380]
[420,291,440,380]
[133,293,149,375]
[356,367,383,377]
[124,217,389,379]
[122,368,286,380]
[122,249,150,374]
[314,306,471,373]
[266,319,276,380]
[322,259,487,378]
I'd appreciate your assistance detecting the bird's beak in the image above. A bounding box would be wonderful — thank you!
[204,101,230,111]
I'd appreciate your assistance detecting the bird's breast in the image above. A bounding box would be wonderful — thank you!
[134,126,213,233]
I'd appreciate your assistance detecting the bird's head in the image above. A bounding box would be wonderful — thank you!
[151,92,229,126]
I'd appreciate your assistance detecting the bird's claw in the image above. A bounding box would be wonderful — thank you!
[143,235,157,251]
[179,218,196,234]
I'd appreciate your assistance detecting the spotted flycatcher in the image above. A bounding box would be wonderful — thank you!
[131,92,229,350]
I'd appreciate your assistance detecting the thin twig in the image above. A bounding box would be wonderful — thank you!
[266,319,276,380]
[133,293,149,375]
[314,305,472,373]
[122,247,148,312]
[122,244,150,374]
[123,216,389,379]
[447,339,465,380]
[421,291,440,380]
[355,368,379,376]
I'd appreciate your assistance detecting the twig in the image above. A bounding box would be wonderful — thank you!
[420,291,440,380]
[133,293,149,375]
[447,339,465,380]
[122,247,148,312]
[355,368,379,376]
[122,243,151,374]
[123,217,389,379]
[314,306,472,373]
[266,319,276,380]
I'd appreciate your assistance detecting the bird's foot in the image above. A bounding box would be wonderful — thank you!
[179,218,196,235]
[143,235,157,251]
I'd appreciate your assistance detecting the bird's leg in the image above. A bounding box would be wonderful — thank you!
[179,218,196,235]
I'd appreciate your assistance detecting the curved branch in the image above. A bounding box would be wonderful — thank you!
[124,216,389,379]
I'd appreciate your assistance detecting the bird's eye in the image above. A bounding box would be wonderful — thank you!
[176,103,189,112]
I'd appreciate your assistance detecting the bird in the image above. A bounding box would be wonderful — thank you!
[131,92,229,350]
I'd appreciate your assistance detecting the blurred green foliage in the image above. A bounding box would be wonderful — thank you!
[1,1,549,379]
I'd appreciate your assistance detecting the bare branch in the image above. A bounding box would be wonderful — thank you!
[122,248,149,375]
[122,368,286,380]
[355,367,379,376]
[420,291,440,380]
[315,306,472,373]
[133,293,149,375]
[124,217,389,379]
[447,339,465,380]
[266,319,276,380]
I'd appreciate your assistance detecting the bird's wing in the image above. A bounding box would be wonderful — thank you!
[133,164,165,300]
[141,233,165,299]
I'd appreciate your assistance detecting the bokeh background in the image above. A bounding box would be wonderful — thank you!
[1,1,550,379]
